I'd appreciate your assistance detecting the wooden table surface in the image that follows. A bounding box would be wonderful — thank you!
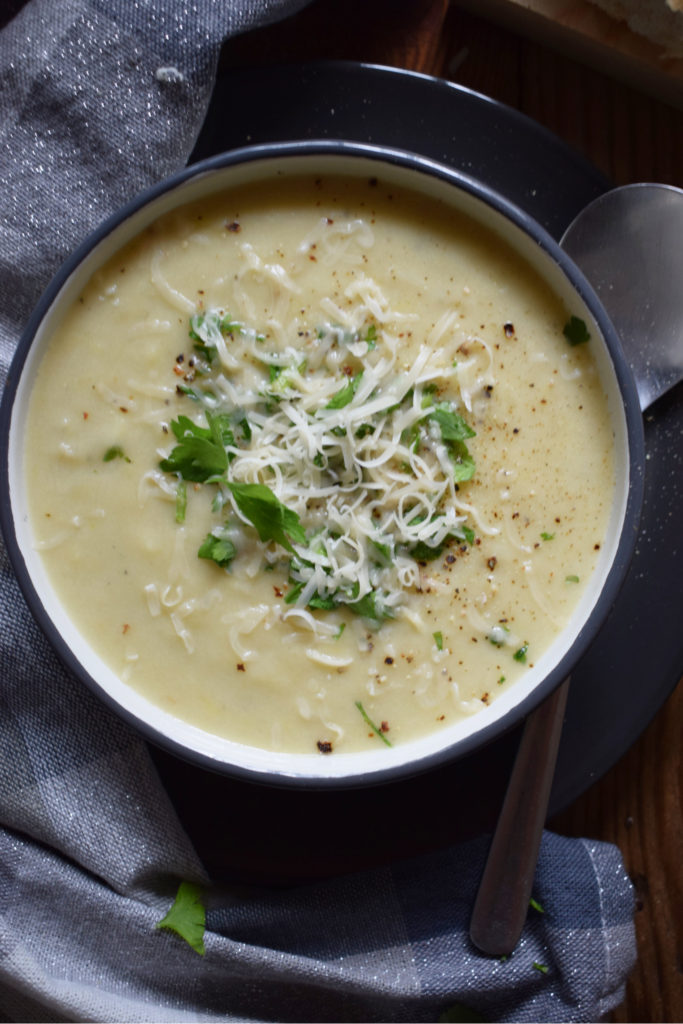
[216,2,683,1021]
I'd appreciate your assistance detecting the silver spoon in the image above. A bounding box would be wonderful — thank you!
[562,183,683,410]
[469,183,683,957]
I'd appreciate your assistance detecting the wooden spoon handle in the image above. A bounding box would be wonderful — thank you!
[469,676,571,956]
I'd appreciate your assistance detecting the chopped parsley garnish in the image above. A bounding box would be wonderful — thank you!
[461,524,476,546]
[563,315,590,346]
[540,531,555,541]
[433,630,444,651]
[451,453,476,483]
[513,643,529,663]
[487,625,509,648]
[198,532,236,569]
[191,336,217,365]
[155,881,206,956]
[532,962,550,975]
[158,310,480,627]
[428,405,476,442]
[317,322,378,350]
[175,383,202,401]
[103,445,130,463]
[346,584,394,623]
[370,538,393,566]
[355,700,392,746]
[159,412,232,482]
[363,323,378,349]
[529,897,545,913]
[326,371,364,409]
[226,482,306,554]
[175,480,187,524]
[407,519,473,562]
[409,538,448,562]
[189,309,243,364]
[285,576,393,624]
[427,405,476,482]
[268,361,307,397]
[565,574,580,583]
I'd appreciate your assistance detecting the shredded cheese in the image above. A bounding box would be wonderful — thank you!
[159,244,491,630]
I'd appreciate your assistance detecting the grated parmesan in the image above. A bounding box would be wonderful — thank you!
[162,296,483,630]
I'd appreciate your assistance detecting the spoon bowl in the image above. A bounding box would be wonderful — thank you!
[561,183,683,411]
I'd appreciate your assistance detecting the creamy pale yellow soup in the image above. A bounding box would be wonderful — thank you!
[26,174,614,754]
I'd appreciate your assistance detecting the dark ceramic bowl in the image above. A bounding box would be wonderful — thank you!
[0,140,645,786]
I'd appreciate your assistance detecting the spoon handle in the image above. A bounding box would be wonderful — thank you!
[469,676,570,956]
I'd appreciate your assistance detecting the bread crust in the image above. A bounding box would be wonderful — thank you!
[588,0,683,57]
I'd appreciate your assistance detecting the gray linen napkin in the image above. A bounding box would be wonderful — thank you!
[0,2,636,1021]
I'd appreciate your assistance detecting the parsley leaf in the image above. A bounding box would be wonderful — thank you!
[284,579,305,605]
[408,521,473,562]
[428,405,476,482]
[198,532,236,568]
[227,482,306,553]
[460,524,475,545]
[285,575,393,622]
[235,414,252,443]
[433,630,444,651]
[287,578,393,624]
[308,592,339,610]
[175,480,187,524]
[487,628,508,648]
[268,361,306,396]
[175,383,202,401]
[563,315,590,345]
[370,538,393,566]
[160,412,233,482]
[103,445,130,463]
[363,323,378,349]
[513,643,529,663]
[409,539,446,561]
[452,452,476,482]
[191,337,217,365]
[355,700,392,746]
[326,371,363,409]
[189,310,244,364]
[345,585,393,622]
[155,881,206,956]
[428,406,476,443]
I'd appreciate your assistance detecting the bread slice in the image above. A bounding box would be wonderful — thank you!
[587,0,683,57]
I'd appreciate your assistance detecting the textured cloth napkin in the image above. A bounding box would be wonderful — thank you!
[0,2,636,1021]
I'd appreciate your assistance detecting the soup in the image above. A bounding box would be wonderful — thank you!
[25,173,614,755]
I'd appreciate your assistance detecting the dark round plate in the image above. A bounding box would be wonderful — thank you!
[149,61,683,885]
